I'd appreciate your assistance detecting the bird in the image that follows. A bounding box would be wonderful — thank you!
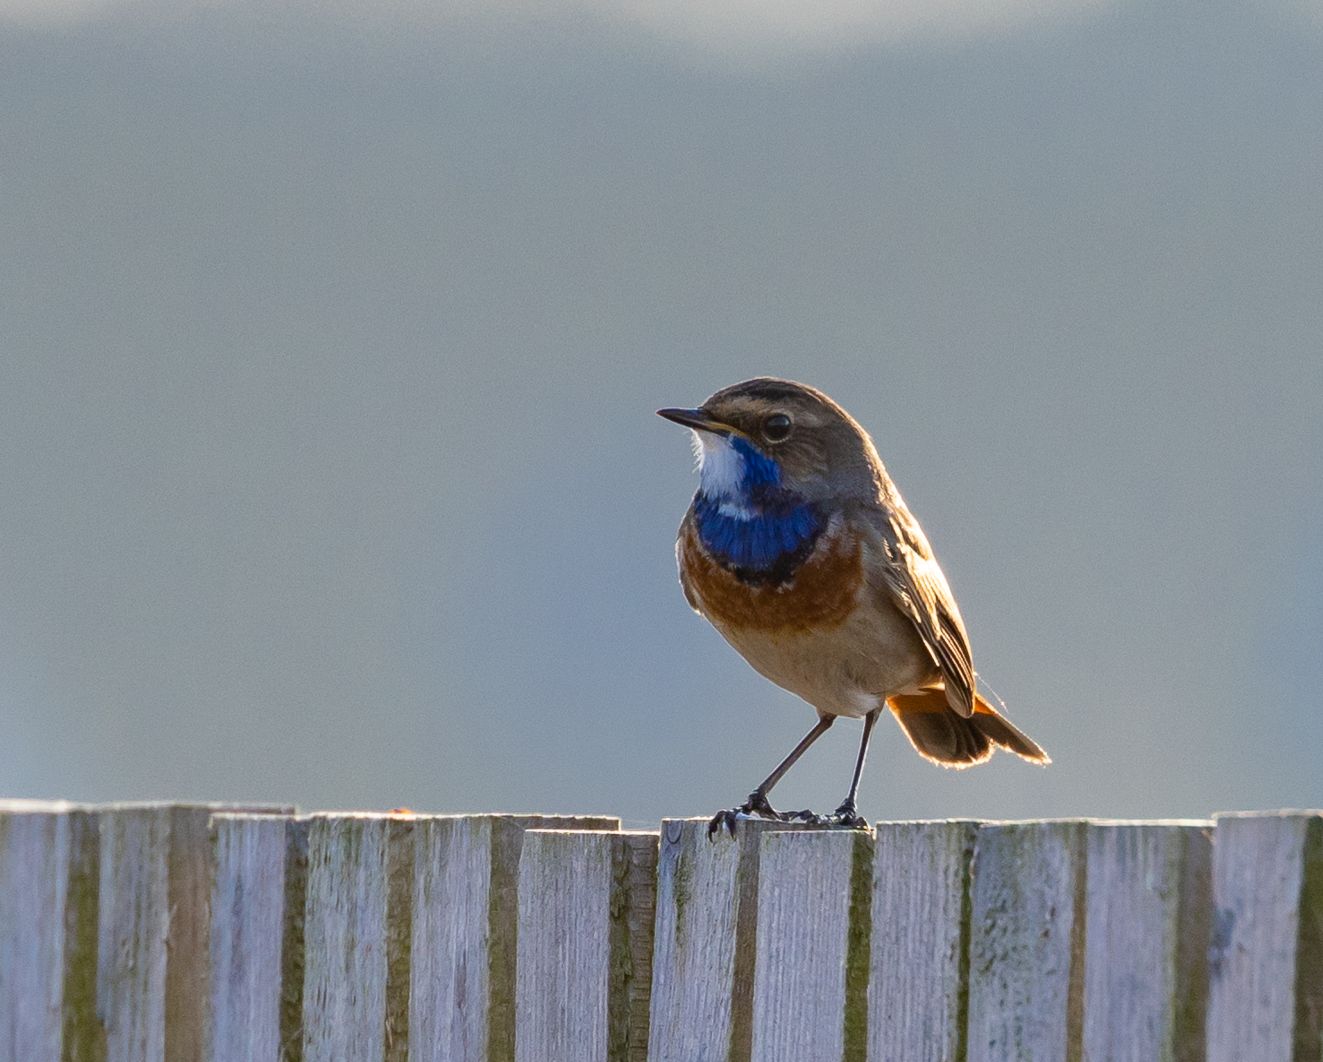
[658,377,1048,837]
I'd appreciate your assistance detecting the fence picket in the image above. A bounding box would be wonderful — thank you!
[209,813,308,1062]
[0,801,99,1062]
[1206,811,1323,1061]
[299,813,415,1062]
[1082,822,1212,1062]
[96,804,287,1062]
[868,820,977,1062]
[514,829,657,1062]
[967,821,1087,1061]
[750,829,873,1062]
[409,814,618,1062]
[648,818,815,1062]
[4,802,1322,1059]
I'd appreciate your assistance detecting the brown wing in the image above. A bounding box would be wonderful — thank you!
[862,498,976,718]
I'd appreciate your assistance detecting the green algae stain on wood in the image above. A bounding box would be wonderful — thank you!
[279,819,310,1062]
[670,841,694,955]
[1293,817,1323,1060]
[62,810,107,1062]
[842,831,874,1062]
[606,833,658,1062]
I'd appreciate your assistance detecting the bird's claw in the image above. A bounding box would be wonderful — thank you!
[828,800,869,829]
[707,792,866,839]
[782,806,869,829]
[707,808,743,839]
[789,800,869,829]
[707,791,813,839]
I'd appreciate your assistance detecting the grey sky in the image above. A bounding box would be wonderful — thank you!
[2,0,1320,825]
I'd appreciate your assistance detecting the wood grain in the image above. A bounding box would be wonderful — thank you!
[408,814,618,1062]
[514,829,657,1062]
[60,806,103,1062]
[97,803,286,1062]
[1082,821,1212,1062]
[299,813,415,1062]
[0,801,99,1062]
[1206,810,1323,1062]
[209,813,308,1062]
[5,801,1323,1060]
[96,805,175,1062]
[610,831,660,1062]
[749,829,873,1062]
[515,830,613,1061]
[967,820,1087,1062]
[868,820,977,1062]
[647,818,807,1062]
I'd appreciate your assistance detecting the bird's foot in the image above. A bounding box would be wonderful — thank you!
[707,790,813,839]
[707,793,869,838]
[774,801,870,829]
[827,799,869,830]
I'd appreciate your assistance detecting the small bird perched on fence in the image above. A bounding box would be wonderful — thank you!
[659,378,1048,837]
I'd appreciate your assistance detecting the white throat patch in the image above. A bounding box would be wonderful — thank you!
[693,431,745,500]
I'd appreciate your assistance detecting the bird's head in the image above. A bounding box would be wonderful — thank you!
[658,377,881,507]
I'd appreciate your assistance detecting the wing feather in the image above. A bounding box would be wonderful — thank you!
[865,500,976,717]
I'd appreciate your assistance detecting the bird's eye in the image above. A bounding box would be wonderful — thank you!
[762,413,793,443]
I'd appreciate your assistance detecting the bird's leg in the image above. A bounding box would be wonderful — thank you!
[708,716,835,838]
[830,708,880,828]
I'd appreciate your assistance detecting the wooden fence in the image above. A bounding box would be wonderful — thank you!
[1,801,1320,1061]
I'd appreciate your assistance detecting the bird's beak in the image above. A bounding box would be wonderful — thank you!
[656,407,739,437]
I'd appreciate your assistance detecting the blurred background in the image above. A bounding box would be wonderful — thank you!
[2,0,1320,826]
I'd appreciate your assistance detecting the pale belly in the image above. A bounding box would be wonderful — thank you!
[708,598,936,718]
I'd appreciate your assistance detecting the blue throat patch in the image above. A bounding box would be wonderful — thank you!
[694,437,824,575]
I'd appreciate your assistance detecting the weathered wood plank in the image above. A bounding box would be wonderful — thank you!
[165,806,225,1061]
[409,816,493,1062]
[1082,821,1212,1062]
[0,803,67,1062]
[0,801,101,1062]
[868,820,976,1062]
[1207,810,1323,1062]
[515,829,613,1062]
[514,829,658,1062]
[59,806,103,1062]
[749,829,873,1062]
[97,806,171,1061]
[278,817,311,1062]
[11,801,1323,1062]
[646,819,743,1062]
[613,832,659,1062]
[209,813,309,1062]
[97,803,287,1062]
[967,820,1087,1062]
[300,813,415,1062]
[647,818,810,1062]
[408,814,618,1062]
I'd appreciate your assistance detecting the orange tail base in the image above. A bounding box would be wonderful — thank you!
[887,690,1050,769]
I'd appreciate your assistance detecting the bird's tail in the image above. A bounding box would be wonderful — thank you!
[887,689,1050,769]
